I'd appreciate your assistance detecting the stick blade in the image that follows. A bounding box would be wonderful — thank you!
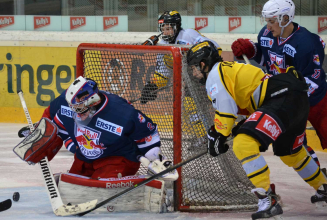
[54,199,98,216]
[0,199,12,212]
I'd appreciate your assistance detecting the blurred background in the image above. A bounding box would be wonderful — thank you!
[0,0,326,32]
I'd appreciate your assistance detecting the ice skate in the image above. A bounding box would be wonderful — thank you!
[251,187,283,220]
[311,184,327,208]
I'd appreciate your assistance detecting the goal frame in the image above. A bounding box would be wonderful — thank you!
[76,43,188,211]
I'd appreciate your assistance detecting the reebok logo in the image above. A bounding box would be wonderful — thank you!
[70,17,86,30]
[229,17,241,32]
[195,17,208,30]
[318,17,327,33]
[0,16,14,28]
[106,181,134,188]
[256,114,281,141]
[34,16,50,29]
[103,17,118,30]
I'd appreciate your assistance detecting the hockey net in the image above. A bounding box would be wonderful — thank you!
[76,43,257,211]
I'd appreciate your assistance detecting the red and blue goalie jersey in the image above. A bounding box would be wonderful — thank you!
[51,91,160,163]
[253,22,327,106]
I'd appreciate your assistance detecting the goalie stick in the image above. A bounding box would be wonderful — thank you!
[78,150,208,216]
[0,199,12,212]
[16,90,97,216]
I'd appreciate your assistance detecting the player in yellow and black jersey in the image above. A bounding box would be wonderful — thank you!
[187,40,327,220]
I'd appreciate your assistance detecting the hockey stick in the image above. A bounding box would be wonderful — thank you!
[16,90,97,216]
[77,150,208,216]
[242,54,250,64]
[130,83,173,103]
[0,199,12,212]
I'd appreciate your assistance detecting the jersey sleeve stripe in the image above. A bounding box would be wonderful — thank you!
[215,111,237,119]
[218,63,233,97]
[54,114,66,130]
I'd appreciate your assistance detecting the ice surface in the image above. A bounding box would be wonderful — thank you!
[1,123,327,220]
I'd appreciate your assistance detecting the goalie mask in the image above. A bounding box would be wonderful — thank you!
[66,76,101,125]
[158,10,182,43]
[187,41,222,85]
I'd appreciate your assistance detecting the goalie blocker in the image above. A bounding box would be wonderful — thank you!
[13,118,63,164]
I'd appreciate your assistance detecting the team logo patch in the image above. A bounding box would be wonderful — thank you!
[214,118,227,130]
[320,37,326,49]
[147,122,155,131]
[255,114,282,141]
[313,54,320,65]
[176,40,187,45]
[267,51,286,74]
[246,111,263,122]
[75,126,105,159]
[209,84,218,96]
[283,44,296,57]
[260,37,274,48]
[61,105,73,118]
[312,69,321,79]
[293,132,305,150]
[96,118,123,136]
[138,113,146,123]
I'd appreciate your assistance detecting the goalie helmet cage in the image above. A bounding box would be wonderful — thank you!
[76,43,257,212]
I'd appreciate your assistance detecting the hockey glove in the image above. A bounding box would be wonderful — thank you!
[142,35,160,46]
[18,123,38,138]
[231,38,257,60]
[139,147,179,181]
[231,119,246,137]
[140,82,158,104]
[207,125,229,157]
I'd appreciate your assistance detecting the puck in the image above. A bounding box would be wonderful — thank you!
[13,192,20,202]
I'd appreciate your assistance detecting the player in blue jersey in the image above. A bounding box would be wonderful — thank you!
[18,76,178,181]
[231,0,327,162]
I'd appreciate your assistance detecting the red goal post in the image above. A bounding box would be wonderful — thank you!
[76,43,257,212]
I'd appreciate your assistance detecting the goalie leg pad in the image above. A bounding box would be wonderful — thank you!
[13,117,63,164]
[58,173,169,213]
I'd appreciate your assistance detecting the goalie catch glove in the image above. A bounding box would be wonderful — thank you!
[207,125,229,157]
[139,147,179,181]
[140,82,158,104]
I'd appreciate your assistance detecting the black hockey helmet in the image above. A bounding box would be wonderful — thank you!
[158,10,182,43]
[187,41,223,84]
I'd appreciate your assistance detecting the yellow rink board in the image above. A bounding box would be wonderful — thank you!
[0,46,77,123]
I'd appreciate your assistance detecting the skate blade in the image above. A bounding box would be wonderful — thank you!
[315,201,327,209]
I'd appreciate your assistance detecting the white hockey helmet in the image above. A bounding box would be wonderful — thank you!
[261,0,295,28]
[66,76,101,125]
[66,76,101,113]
